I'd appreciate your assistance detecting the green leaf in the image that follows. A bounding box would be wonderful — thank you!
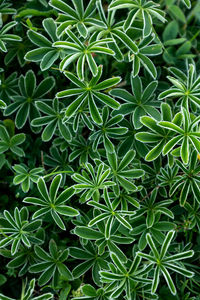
[82,284,97,297]
[139,54,157,78]
[51,210,66,230]
[163,136,183,155]
[142,10,152,37]
[28,30,51,47]
[93,92,120,109]
[37,177,49,202]
[118,150,135,171]
[88,93,102,124]
[40,50,59,71]
[181,136,189,164]
[38,265,55,286]
[112,29,138,54]
[57,263,72,280]
[55,187,74,205]
[93,77,121,91]
[163,250,194,263]
[145,140,166,161]
[65,93,87,117]
[152,266,160,294]
[74,226,103,239]
[182,0,191,8]
[169,5,186,23]
[50,175,62,202]
[73,260,94,278]
[50,0,79,19]
[86,53,98,76]
[160,265,176,295]
[158,121,184,134]
[160,231,175,259]
[56,205,79,216]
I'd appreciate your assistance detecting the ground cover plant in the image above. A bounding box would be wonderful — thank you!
[0,0,200,299]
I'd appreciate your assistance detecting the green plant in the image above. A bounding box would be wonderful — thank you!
[0,207,42,255]
[0,124,25,157]
[131,188,174,228]
[49,0,104,38]
[12,164,44,193]
[135,103,182,162]
[0,0,199,298]
[56,66,121,124]
[137,231,194,295]
[110,74,160,129]
[88,188,135,234]
[89,106,128,153]
[4,70,55,130]
[29,239,72,286]
[25,18,63,71]
[0,21,21,52]
[105,149,144,195]
[72,162,115,202]
[23,174,78,230]
[109,0,166,36]
[69,241,108,285]
[100,252,152,299]
[169,150,200,206]
[31,98,72,142]
[159,64,200,110]
[53,28,115,78]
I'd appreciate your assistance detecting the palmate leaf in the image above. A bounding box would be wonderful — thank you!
[137,231,194,295]
[0,125,25,157]
[0,207,42,255]
[23,174,78,230]
[99,251,152,299]
[111,30,162,78]
[50,0,105,38]
[88,188,134,235]
[95,0,126,62]
[56,65,121,125]
[29,240,72,286]
[158,63,200,110]
[13,164,44,193]
[74,224,134,262]
[105,149,144,196]
[169,151,200,206]
[130,35,163,79]
[25,18,64,71]
[69,241,108,284]
[135,103,176,161]
[111,74,159,129]
[89,106,128,153]
[109,0,166,36]
[53,28,114,79]
[159,108,200,164]
[72,161,115,202]
[132,188,174,228]
[136,103,200,164]
[4,70,55,131]
[31,98,71,142]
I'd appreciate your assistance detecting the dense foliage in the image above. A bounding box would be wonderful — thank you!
[0,0,200,299]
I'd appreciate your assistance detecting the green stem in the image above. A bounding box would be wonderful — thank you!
[43,170,74,178]
[190,29,200,42]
